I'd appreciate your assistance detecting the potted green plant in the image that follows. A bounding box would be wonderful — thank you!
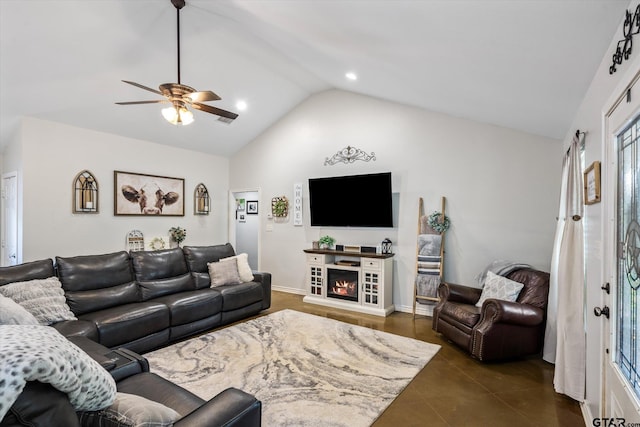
[318,235,335,249]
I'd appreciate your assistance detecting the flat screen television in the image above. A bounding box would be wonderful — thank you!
[308,172,393,227]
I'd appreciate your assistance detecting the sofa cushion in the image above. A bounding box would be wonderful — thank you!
[52,319,99,341]
[151,289,222,326]
[78,392,180,427]
[79,302,170,348]
[0,277,77,325]
[65,282,140,315]
[222,253,254,282]
[57,252,139,314]
[183,244,236,273]
[216,282,263,312]
[439,301,481,329]
[475,271,524,307]
[131,248,189,281]
[116,372,204,417]
[1,381,81,427]
[0,259,55,286]
[208,258,241,287]
[0,294,39,325]
[56,251,134,291]
[138,273,195,301]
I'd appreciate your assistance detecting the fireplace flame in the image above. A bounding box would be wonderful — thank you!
[331,280,356,296]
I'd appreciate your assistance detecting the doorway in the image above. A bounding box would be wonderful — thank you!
[229,189,260,270]
[2,172,18,266]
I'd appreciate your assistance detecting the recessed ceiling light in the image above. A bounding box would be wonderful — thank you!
[236,100,247,111]
[345,72,358,81]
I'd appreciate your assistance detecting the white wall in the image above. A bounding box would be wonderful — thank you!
[230,89,562,312]
[562,0,639,417]
[11,117,230,261]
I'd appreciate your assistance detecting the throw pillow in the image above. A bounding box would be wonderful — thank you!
[0,277,77,325]
[0,294,39,325]
[208,258,241,287]
[0,325,116,420]
[78,392,181,427]
[475,271,525,307]
[222,253,254,282]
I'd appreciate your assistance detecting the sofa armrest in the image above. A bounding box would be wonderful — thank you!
[252,271,272,310]
[173,388,261,427]
[437,282,482,305]
[479,299,544,326]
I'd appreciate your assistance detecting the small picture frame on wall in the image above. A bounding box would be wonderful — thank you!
[584,161,601,205]
[238,213,246,223]
[247,201,258,214]
[236,198,246,212]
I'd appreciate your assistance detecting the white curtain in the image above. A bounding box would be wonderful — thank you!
[549,135,585,401]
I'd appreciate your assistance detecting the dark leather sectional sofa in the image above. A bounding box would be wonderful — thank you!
[0,243,271,427]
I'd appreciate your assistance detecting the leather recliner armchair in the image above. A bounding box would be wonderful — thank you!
[432,268,550,362]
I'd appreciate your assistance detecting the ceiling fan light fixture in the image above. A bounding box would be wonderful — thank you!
[162,105,194,125]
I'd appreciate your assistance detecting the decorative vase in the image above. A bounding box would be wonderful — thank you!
[170,240,180,249]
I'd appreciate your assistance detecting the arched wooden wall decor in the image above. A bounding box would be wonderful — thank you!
[73,170,98,213]
[194,183,210,215]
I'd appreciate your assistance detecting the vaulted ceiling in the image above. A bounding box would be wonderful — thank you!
[0,0,630,157]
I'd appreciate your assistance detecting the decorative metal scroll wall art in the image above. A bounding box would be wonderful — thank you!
[194,183,210,215]
[324,146,376,165]
[73,170,98,213]
[610,4,640,74]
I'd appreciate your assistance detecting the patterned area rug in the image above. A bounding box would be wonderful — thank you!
[145,309,440,426]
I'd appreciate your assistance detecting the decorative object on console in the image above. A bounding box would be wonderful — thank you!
[271,196,289,218]
[194,183,210,215]
[73,170,98,213]
[413,196,447,317]
[148,236,167,251]
[318,235,336,249]
[609,4,640,74]
[168,226,186,248]
[324,145,376,165]
[126,230,145,252]
[114,171,184,216]
[381,238,392,254]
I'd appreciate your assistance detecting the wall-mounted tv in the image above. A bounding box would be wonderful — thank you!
[308,172,393,228]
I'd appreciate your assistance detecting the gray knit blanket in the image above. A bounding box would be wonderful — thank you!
[0,325,116,419]
[415,234,442,303]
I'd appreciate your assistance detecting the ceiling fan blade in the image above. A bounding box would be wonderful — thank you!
[192,102,239,121]
[186,90,221,102]
[122,80,163,96]
[115,100,168,105]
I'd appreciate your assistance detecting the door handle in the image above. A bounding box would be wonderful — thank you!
[601,283,610,294]
[594,306,610,319]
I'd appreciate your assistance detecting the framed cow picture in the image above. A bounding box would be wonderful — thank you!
[114,171,185,216]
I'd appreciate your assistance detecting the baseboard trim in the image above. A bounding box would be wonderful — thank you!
[272,285,307,295]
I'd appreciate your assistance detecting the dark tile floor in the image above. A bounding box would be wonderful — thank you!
[262,291,584,427]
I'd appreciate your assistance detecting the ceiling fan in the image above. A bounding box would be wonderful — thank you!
[116,0,238,125]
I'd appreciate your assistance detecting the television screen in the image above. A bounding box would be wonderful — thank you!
[308,172,393,227]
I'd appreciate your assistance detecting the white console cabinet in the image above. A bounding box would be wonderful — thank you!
[302,249,394,317]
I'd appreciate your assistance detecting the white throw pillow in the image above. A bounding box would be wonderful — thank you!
[78,392,180,427]
[0,294,39,325]
[475,271,525,307]
[0,277,77,325]
[222,253,254,282]
[208,258,241,287]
